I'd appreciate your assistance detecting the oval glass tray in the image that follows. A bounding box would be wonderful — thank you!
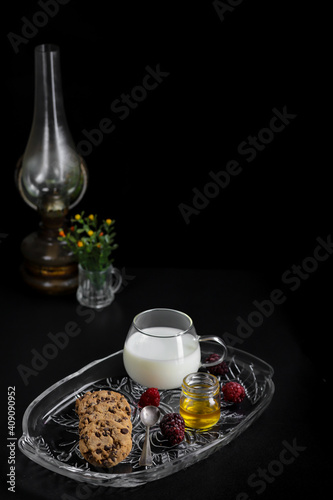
[19,346,274,488]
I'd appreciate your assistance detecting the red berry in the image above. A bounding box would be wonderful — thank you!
[205,353,229,376]
[138,388,160,408]
[221,382,246,403]
[160,413,185,446]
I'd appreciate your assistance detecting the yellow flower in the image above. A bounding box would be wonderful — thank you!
[88,214,94,220]
[74,214,81,220]
[77,241,84,247]
[87,230,94,237]
[106,219,112,225]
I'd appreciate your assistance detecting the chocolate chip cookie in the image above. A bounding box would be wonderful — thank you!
[78,406,132,434]
[76,390,130,417]
[79,419,132,468]
[76,390,132,468]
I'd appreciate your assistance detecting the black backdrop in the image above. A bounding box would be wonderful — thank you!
[3,0,331,365]
[3,0,329,269]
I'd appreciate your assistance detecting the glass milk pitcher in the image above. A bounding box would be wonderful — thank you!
[123,308,228,390]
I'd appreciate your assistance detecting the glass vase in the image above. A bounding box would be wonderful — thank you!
[76,264,123,309]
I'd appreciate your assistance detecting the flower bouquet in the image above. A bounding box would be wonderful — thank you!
[58,212,121,308]
[58,212,118,271]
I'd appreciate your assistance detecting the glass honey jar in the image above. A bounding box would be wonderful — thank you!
[180,372,221,430]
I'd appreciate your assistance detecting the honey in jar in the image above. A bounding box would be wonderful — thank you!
[180,372,221,430]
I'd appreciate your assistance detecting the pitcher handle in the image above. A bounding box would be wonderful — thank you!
[198,335,228,368]
[111,267,123,293]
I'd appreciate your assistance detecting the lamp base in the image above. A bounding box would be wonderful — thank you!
[20,261,78,295]
[20,227,78,295]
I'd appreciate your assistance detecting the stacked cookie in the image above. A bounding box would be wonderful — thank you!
[75,390,132,468]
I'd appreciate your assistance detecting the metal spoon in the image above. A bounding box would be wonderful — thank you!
[139,405,160,467]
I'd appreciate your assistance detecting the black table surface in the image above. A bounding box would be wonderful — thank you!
[0,266,330,500]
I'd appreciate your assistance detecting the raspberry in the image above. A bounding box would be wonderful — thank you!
[160,413,185,446]
[138,388,160,408]
[221,381,246,404]
[205,353,229,376]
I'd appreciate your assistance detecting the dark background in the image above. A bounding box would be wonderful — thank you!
[3,0,329,270]
[1,1,331,499]
[3,0,331,374]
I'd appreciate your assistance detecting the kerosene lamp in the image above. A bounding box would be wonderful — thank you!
[15,44,88,294]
